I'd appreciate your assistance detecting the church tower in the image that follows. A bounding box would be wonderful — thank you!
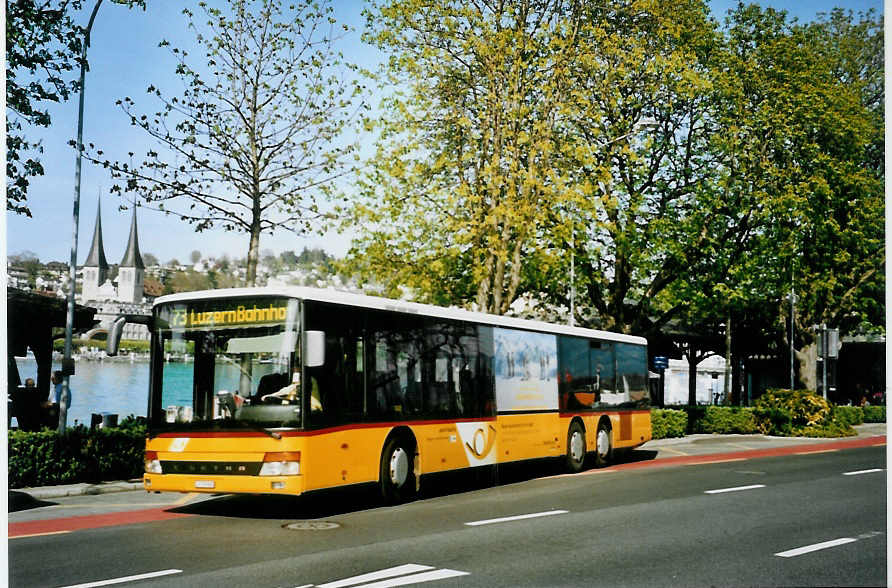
[117,207,145,303]
[81,199,109,301]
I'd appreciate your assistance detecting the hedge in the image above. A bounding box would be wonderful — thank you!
[8,416,146,489]
[52,338,150,353]
[752,389,856,438]
[693,406,758,434]
[652,399,879,440]
[863,405,886,423]
[833,406,864,428]
[651,409,687,439]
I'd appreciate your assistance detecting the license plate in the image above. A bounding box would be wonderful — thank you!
[195,480,215,489]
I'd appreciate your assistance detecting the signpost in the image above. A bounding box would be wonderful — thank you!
[653,356,668,406]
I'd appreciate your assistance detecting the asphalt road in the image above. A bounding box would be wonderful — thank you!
[9,441,886,588]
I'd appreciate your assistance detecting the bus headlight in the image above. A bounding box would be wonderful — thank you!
[145,450,162,474]
[259,451,300,476]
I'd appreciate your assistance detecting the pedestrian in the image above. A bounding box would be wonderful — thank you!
[50,370,64,404]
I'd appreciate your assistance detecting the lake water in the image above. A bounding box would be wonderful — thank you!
[13,357,183,427]
[13,357,281,427]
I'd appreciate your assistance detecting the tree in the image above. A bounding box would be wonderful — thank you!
[698,6,885,390]
[7,0,143,216]
[88,0,364,285]
[142,251,159,266]
[190,250,202,265]
[7,0,84,216]
[348,0,721,326]
[555,0,721,335]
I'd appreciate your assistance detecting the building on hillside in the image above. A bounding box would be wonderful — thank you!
[79,199,152,341]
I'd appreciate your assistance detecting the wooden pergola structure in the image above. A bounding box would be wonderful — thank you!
[7,288,96,429]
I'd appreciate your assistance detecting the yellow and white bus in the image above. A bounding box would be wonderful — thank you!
[111,287,651,502]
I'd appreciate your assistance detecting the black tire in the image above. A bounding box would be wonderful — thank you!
[565,421,587,473]
[379,435,417,504]
[593,420,613,468]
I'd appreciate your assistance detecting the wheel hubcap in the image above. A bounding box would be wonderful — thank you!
[570,431,585,462]
[597,429,610,457]
[389,447,409,486]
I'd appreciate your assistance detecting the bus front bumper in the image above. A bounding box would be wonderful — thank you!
[144,473,304,495]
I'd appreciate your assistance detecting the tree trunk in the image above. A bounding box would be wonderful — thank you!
[245,224,261,287]
[796,342,817,392]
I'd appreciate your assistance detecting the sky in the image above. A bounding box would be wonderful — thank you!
[4,0,884,266]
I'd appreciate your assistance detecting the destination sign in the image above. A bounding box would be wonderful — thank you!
[159,299,293,330]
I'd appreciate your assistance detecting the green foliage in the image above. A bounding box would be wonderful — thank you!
[7,0,144,216]
[832,405,864,427]
[650,409,688,439]
[8,419,146,488]
[753,389,855,437]
[693,406,758,435]
[53,338,149,353]
[6,0,84,216]
[348,0,883,356]
[862,405,886,423]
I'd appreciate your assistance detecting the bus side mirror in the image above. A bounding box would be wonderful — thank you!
[305,331,325,367]
[107,314,153,356]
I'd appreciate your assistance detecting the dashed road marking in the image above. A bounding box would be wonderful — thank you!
[465,509,569,527]
[843,468,884,476]
[704,484,766,494]
[58,568,182,588]
[775,538,857,558]
[684,458,746,466]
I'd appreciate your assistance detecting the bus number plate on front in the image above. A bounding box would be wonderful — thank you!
[195,480,215,489]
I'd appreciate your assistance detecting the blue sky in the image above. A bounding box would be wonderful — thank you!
[5,0,884,266]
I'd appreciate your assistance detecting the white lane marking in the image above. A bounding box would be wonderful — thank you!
[704,484,766,495]
[10,530,71,539]
[59,569,182,588]
[843,468,884,476]
[684,458,746,466]
[464,509,569,527]
[349,569,470,588]
[775,537,858,558]
[318,564,434,588]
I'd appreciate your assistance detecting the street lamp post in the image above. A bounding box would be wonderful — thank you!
[61,0,104,433]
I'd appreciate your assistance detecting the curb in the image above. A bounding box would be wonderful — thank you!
[14,480,144,500]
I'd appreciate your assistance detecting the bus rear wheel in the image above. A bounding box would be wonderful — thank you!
[380,436,417,504]
[565,421,587,473]
[594,421,613,468]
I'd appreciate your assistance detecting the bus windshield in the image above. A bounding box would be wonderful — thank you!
[151,297,302,432]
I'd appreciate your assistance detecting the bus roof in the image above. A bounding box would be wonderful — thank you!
[154,286,647,346]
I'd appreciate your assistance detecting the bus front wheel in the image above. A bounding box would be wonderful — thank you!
[380,436,417,504]
[565,421,587,473]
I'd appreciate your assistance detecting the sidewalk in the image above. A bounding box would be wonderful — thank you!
[10,423,886,501]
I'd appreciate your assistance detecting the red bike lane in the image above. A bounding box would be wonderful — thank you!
[9,507,192,538]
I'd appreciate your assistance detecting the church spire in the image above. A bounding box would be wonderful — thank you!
[119,206,144,269]
[83,198,109,278]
